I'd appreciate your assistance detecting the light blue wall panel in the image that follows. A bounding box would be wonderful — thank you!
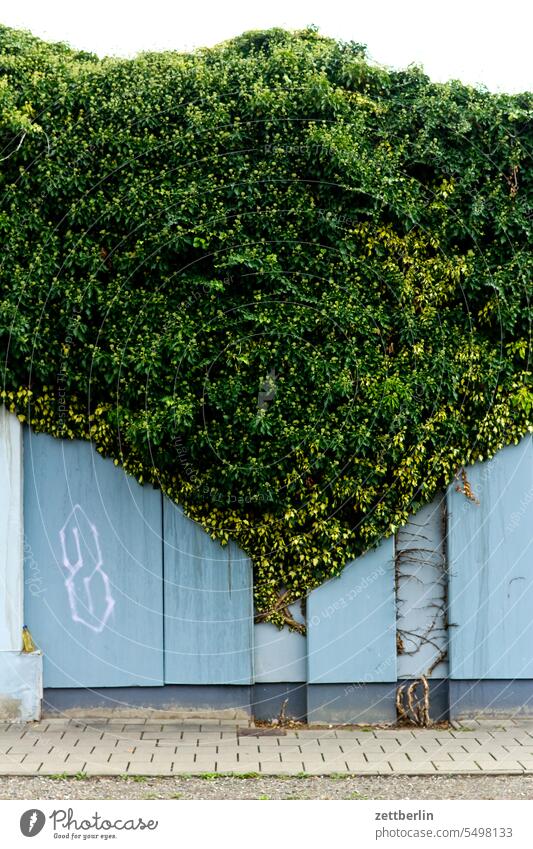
[396,494,448,679]
[307,538,396,683]
[254,603,307,683]
[24,431,164,688]
[448,436,533,679]
[163,501,253,684]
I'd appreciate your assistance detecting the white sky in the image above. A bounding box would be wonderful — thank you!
[0,0,531,93]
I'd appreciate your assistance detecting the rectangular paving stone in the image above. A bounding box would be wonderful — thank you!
[430,758,459,767]
[104,735,142,744]
[468,755,500,765]
[215,761,249,771]
[128,764,173,775]
[474,762,524,775]
[450,733,486,740]
[279,759,307,769]
[212,753,240,764]
[332,728,370,741]
[66,744,103,753]
[471,743,519,754]
[362,752,398,762]
[5,745,43,754]
[83,766,128,775]
[189,732,222,741]
[433,762,482,772]
[72,728,106,740]
[40,763,88,774]
[344,764,393,774]
[259,752,284,764]
[394,747,442,758]
[188,764,217,773]
[502,744,533,755]
[236,760,263,769]
[260,760,304,773]
[2,765,46,775]
[171,760,199,769]
[303,766,336,775]
[316,745,346,754]
[266,767,307,775]
[371,731,406,738]
[100,757,130,768]
[34,758,74,772]
[72,737,106,745]
[329,749,367,759]
[7,756,42,766]
[222,764,261,773]
[391,764,439,774]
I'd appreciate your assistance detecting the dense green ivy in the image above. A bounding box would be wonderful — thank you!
[0,24,531,625]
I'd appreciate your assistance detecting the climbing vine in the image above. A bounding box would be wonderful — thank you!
[0,25,531,625]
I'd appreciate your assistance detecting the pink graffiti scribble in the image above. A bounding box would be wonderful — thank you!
[59,505,115,633]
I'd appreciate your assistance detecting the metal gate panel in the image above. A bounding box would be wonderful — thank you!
[307,538,396,683]
[163,501,253,684]
[396,494,448,679]
[24,431,164,688]
[448,436,533,679]
[254,603,306,683]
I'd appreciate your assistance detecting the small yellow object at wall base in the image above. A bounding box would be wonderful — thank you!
[22,625,36,653]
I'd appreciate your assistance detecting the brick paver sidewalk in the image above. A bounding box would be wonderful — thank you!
[1,717,533,776]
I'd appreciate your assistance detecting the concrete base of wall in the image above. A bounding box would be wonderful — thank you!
[42,679,452,723]
[307,683,398,724]
[308,679,449,724]
[44,684,308,721]
[450,681,533,719]
[43,685,252,718]
[0,652,42,720]
[252,683,307,722]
